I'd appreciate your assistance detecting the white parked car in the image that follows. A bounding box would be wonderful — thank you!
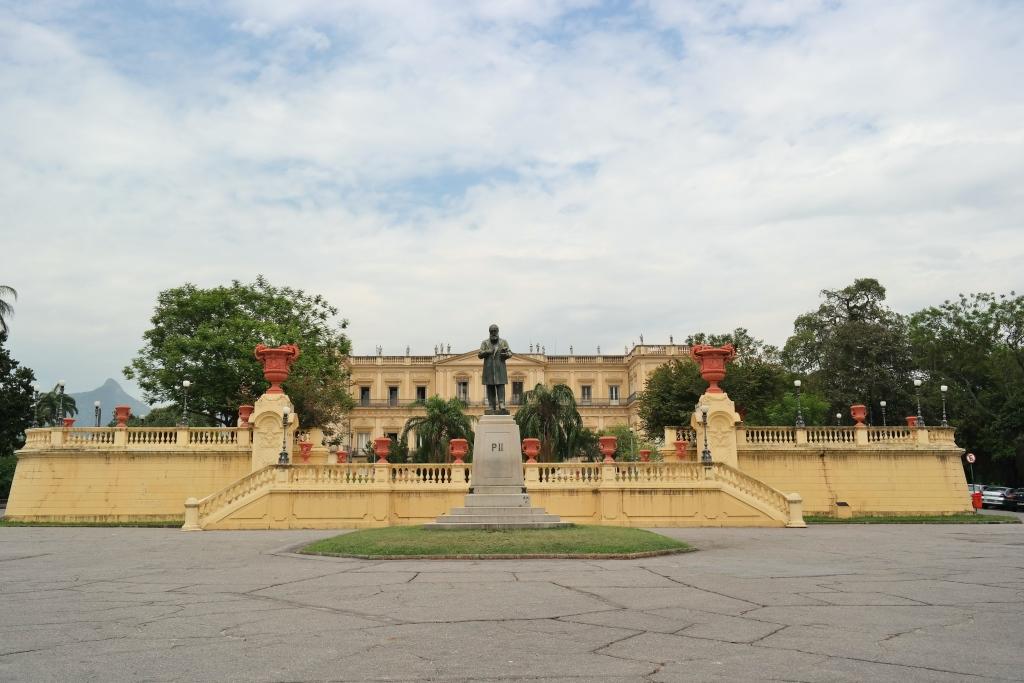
[981,487,1010,509]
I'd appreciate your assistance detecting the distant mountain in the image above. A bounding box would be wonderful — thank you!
[69,378,150,425]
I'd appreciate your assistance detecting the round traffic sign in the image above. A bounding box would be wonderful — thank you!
[966,453,976,463]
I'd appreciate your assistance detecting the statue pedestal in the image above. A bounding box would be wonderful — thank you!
[426,415,569,529]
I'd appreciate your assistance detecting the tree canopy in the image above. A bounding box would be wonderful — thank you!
[515,383,583,462]
[124,276,354,428]
[0,332,35,498]
[400,396,475,463]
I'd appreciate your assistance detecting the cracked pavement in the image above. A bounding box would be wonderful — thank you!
[0,524,1021,681]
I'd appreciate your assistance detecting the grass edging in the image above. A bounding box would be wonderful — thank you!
[804,514,1020,524]
[0,519,183,528]
[301,525,692,560]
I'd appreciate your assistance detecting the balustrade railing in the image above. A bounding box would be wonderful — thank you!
[711,463,790,516]
[536,463,601,483]
[805,427,856,444]
[197,466,277,519]
[614,462,702,483]
[867,426,913,443]
[288,464,376,485]
[189,429,238,447]
[20,426,248,451]
[126,428,178,446]
[390,464,458,485]
[64,428,116,447]
[744,427,795,444]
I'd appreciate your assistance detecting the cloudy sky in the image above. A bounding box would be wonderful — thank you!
[2,0,1022,397]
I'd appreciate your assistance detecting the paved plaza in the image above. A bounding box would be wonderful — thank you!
[0,523,1021,682]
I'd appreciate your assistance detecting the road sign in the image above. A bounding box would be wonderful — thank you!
[966,453,976,463]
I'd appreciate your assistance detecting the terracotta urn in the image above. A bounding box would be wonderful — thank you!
[337,449,349,464]
[689,343,736,394]
[253,343,301,394]
[674,439,687,461]
[62,418,75,429]
[373,436,391,464]
[639,449,651,462]
[905,416,918,427]
[449,438,469,465]
[850,404,867,426]
[599,435,617,463]
[299,441,313,463]
[114,405,131,428]
[237,405,254,426]
[522,437,541,464]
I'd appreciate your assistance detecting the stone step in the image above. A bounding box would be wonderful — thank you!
[470,485,526,496]
[424,521,573,530]
[463,494,532,507]
[433,513,563,525]
[447,506,552,516]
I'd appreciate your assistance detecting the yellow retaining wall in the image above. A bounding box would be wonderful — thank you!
[6,451,251,522]
[737,450,971,516]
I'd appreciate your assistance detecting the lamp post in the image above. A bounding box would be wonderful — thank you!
[278,407,291,465]
[180,380,191,426]
[835,412,842,427]
[94,400,101,427]
[940,385,948,427]
[913,378,925,427]
[793,379,805,428]
[700,406,712,466]
[56,380,65,426]
[879,400,887,427]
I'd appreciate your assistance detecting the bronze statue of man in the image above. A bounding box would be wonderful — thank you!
[479,324,512,413]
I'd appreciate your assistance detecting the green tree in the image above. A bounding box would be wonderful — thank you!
[599,423,660,461]
[124,276,354,428]
[514,383,582,462]
[33,384,78,426]
[635,358,704,440]
[112,405,218,428]
[910,291,1024,483]
[0,332,36,498]
[783,278,915,422]
[572,427,602,461]
[399,396,475,463]
[0,285,15,334]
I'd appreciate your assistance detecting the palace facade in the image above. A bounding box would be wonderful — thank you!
[343,343,691,451]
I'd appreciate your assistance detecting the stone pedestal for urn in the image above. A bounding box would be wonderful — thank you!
[426,414,569,530]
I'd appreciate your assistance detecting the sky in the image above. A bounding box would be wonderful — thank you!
[2,0,1022,399]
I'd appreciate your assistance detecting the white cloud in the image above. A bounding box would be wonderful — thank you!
[0,0,1021,397]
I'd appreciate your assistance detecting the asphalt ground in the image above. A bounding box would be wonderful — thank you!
[0,523,1021,682]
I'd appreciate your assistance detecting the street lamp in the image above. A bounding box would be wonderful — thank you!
[879,400,887,427]
[940,385,949,427]
[180,380,192,426]
[56,380,65,426]
[700,406,712,466]
[94,400,101,427]
[835,412,842,427]
[793,379,805,428]
[913,378,926,427]
[279,406,291,465]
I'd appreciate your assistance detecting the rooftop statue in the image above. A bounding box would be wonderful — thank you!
[479,324,512,414]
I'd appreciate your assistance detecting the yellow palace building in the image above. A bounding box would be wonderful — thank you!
[343,343,689,450]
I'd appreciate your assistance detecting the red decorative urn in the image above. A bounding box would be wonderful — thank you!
[337,449,349,464]
[689,344,736,394]
[522,438,541,464]
[449,438,469,465]
[253,343,301,394]
[114,405,131,428]
[674,439,687,461]
[62,418,75,429]
[905,416,918,427]
[299,441,313,463]
[373,436,391,464]
[639,449,651,462]
[238,405,254,426]
[599,435,617,463]
[850,404,867,426]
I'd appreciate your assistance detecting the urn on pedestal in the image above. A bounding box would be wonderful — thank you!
[689,344,736,394]
[253,344,301,395]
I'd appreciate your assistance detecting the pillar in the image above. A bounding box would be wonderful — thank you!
[691,391,742,469]
[249,392,298,472]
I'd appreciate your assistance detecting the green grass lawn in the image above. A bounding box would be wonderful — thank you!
[804,513,1020,524]
[303,525,692,558]
[0,519,183,528]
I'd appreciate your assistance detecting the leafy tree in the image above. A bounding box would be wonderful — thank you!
[399,396,475,463]
[783,278,915,422]
[0,332,35,498]
[33,384,78,426]
[514,383,582,462]
[910,291,1024,483]
[572,427,602,461]
[124,276,354,428]
[111,405,218,428]
[635,359,704,440]
[0,285,15,334]
[760,392,831,427]
[599,423,660,461]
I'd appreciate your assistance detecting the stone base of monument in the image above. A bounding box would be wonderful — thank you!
[425,414,571,530]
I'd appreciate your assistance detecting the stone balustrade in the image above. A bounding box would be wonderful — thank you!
[21,426,251,451]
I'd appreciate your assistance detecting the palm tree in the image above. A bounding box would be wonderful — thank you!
[0,285,16,334]
[514,383,583,462]
[400,396,475,463]
[34,384,79,426]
